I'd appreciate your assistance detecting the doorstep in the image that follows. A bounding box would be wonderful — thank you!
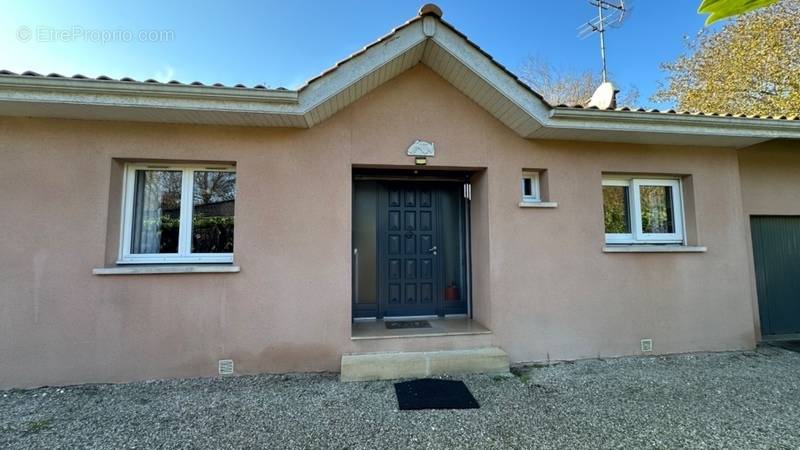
[340,347,509,382]
[351,317,492,340]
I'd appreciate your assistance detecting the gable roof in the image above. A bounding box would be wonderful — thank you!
[0,4,798,148]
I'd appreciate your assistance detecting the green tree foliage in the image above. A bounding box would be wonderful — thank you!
[603,186,630,234]
[699,0,779,24]
[654,0,800,117]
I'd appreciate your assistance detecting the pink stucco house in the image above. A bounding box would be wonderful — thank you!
[2,5,800,388]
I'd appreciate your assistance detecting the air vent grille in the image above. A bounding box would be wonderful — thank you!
[218,359,234,375]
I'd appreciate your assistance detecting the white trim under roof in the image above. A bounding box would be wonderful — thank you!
[0,75,298,103]
[0,5,798,147]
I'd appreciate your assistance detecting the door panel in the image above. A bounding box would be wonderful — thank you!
[388,211,400,230]
[404,234,416,254]
[352,181,379,318]
[388,235,400,254]
[420,211,432,230]
[388,284,401,305]
[405,259,416,278]
[381,184,440,317]
[388,260,401,279]
[421,259,432,278]
[420,283,433,303]
[405,283,417,304]
[751,216,800,336]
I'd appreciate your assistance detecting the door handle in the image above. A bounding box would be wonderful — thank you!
[353,248,359,302]
[428,246,437,255]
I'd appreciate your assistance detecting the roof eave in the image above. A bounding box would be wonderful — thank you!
[544,107,800,142]
[1,5,799,146]
[0,75,299,104]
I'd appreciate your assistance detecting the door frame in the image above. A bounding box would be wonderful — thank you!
[352,170,472,320]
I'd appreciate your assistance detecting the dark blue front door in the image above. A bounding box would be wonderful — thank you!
[380,184,439,317]
[352,178,468,319]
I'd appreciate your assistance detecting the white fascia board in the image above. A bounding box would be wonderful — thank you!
[298,20,428,126]
[429,24,549,132]
[0,75,298,102]
[0,22,428,128]
[543,107,800,140]
[0,75,301,116]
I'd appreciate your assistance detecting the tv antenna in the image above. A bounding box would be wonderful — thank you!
[578,0,630,83]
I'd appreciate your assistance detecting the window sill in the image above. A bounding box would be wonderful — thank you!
[92,265,241,276]
[602,245,707,253]
[519,201,558,208]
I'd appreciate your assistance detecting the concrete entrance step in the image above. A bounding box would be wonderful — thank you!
[349,318,494,354]
[340,347,509,382]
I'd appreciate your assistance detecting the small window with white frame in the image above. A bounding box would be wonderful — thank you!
[119,163,236,264]
[521,171,541,203]
[602,176,684,244]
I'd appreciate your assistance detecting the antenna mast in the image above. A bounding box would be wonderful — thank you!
[578,0,628,83]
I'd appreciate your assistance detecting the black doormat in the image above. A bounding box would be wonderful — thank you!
[385,320,431,329]
[394,379,480,410]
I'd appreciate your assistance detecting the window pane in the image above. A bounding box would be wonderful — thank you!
[603,185,630,234]
[131,170,182,254]
[192,171,236,253]
[440,185,464,304]
[353,181,378,305]
[523,178,533,196]
[639,185,675,234]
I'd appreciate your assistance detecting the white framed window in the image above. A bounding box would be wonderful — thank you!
[602,176,684,244]
[521,171,541,203]
[119,163,236,264]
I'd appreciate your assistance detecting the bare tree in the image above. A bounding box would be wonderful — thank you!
[193,172,236,204]
[518,56,640,107]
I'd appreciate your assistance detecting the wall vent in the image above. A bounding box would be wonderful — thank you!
[218,359,234,375]
[640,339,653,353]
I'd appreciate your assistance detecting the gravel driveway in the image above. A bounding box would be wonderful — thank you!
[2,345,800,449]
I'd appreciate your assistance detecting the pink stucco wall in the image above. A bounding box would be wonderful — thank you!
[737,140,800,337]
[0,65,757,388]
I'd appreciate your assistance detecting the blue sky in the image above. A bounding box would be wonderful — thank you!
[0,1,719,108]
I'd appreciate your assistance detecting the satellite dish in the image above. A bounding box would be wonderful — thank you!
[587,81,620,109]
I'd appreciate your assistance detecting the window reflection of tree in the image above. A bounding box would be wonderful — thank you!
[192,172,236,254]
[135,170,182,254]
[640,186,673,234]
[603,186,630,234]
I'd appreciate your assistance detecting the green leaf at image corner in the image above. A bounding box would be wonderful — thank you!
[698,0,779,25]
